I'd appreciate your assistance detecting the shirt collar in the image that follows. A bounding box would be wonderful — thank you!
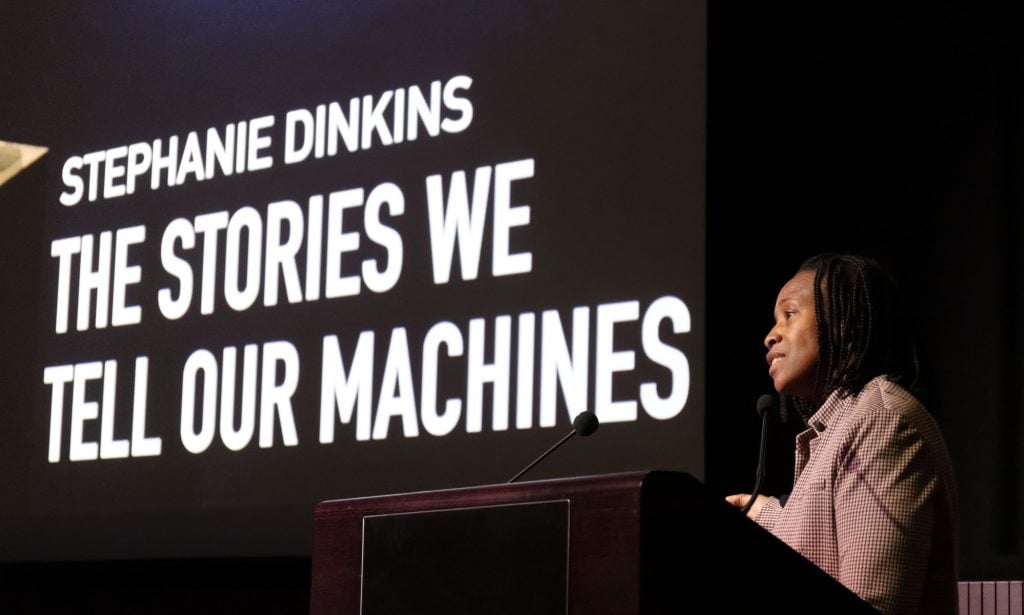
[805,387,850,434]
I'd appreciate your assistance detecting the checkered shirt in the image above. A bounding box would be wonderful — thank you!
[755,377,960,615]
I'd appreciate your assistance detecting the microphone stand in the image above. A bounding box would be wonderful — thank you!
[745,409,770,515]
[507,430,578,484]
[507,411,599,484]
[741,396,773,515]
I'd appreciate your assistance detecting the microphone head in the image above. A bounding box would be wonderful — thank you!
[572,411,599,436]
[756,394,777,417]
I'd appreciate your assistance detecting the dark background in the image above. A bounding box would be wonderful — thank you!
[1,0,704,561]
[0,0,703,610]
[708,2,1023,581]
[2,2,1023,612]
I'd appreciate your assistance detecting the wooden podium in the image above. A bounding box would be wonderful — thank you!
[310,471,877,614]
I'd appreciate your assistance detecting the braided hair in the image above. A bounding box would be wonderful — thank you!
[787,254,928,420]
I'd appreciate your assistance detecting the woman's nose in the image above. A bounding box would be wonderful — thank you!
[764,327,781,349]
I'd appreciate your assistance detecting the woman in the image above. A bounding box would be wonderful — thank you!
[727,254,959,615]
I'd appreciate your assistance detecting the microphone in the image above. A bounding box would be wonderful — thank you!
[741,394,777,515]
[755,393,776,418]
[507,411,600,483]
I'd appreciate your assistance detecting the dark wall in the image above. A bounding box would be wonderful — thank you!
[707,5,1024,580]
[0,558,310,614]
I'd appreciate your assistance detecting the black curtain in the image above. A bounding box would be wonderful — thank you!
[707,5,1024,579]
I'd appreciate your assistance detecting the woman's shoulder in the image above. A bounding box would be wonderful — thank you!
[851,376,927,416]
[848,376,948,451]
[829,377,929,437]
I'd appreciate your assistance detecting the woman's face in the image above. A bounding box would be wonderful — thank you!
[764,270,820,400]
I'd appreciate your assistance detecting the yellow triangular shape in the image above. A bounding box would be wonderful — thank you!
[0,140,48,188]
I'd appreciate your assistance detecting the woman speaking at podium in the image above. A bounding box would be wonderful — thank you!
[726,254,959,615]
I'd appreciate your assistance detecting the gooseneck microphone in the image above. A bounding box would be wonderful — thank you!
[507,411,600,483]
[741,394,777,515]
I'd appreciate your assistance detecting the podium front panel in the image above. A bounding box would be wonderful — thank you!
[361,500,570,614]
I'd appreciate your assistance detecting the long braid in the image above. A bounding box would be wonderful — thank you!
[783,254,926,419]
[792,265,831,422]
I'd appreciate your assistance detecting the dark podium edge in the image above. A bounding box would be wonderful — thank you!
[310,471,878,614]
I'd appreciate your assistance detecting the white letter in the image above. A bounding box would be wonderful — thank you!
[407,81,441,141]
[372,328,418,439]
[51,236,81,334]
[111,225,145,327]
[425,166,491,284]
[180,349,218,454]
[284,108,314,165]
[324,188,363,298]
[304,194,324,301]
[315,104,326,158]
[60,156,84,206]
[43,364,75,462]
[392,88,405,144]
[205,124,235,178]
[175,131,206,185]
[361,91,394,149]
[219,345,257,452]
[441,75,473,133]
[539,307,590,427]
[264,199,305,307]
[641,296,690,419]
[130,356,162,457]
[126,142,152,196]
[224,206,263,311]
[150,136,179,190]
[70,361,103,461]
[467,316,511,432]
[158,218,195,320]
[82,151,104,203]
[327,98,360,155]
[99,359,130,459]
[319,332,374,442]
[492,158,533,277]
[103,146,128,200]
[259,341,299,448]
[235,120,248,173]
[76,232,112,331]
[247,115,275,171]
[362,182,404,293]
[420,321,464,437]
[194,210,229,315]
[515,313,536,429]
[595,301,639,423]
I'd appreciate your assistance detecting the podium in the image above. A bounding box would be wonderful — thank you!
[310,471,877,614]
